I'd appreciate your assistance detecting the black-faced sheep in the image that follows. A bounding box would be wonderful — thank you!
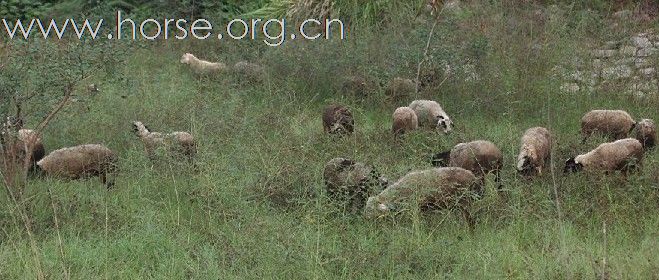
[634,118,656,149]
[392,107,418,136]
[580,110,635,142]
[385,77,416,101]
[516,127,552,177]
[564,138,643,175]
[409,100,453,133]
[322,105,354,135]
[323,157,388,212]
[132,121,196,162]
[431,140,503,188]
[363,167,478,228]
[37,144,118,187]
[180,53,227,75]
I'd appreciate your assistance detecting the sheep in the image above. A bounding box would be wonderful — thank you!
[392,107,418,136]
[180,53,227,75]
[409,100,453,133]
[323,157,389,212]
[233,61,265,82]
[580,110,635,142]
[37,144,118,187]
[322,105,354,135]
[516,127,552,177]
[342,75,377,98]
[132,121,196,162]
[564,138,643,175]
[634,118,656,149]
[385,77,416,101]
[363,167,478,228]
[431,140,503,188]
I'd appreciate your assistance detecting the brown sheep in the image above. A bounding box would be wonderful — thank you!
[516,127,552,177]
[634,118,656,149]
[580,110,635,142]
[322,105,354,135]
[392,107,418,136]
[564,138,643,175]
[37,144,118,187]
[363,167,479,229]
[431,140,503,189]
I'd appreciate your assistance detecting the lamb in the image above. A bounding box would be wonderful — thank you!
[580,110,636,142]
[564,138,643,174]
[322,105,354,135]
[431,140,503,187]
[634,118,656,149]
[180,53,227,75]
[516,127,552,177]
[392,106,418,136]
[36,144,118,187]
[132,121,197,162]
[363,167,478,228]
[323,157,389,212]
[409,100,453,133]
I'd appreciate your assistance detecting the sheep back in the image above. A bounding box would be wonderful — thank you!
[449,140,503,178]
[581,110,635,141]
[364,167,477,218]
[37,144,118,186]
[574,138,643,172]
[392,107,418,135]
[516,127,552,176]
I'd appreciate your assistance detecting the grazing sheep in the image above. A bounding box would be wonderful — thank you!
[564,138,643,175]
[431,140,503,188]
[392,107,418,136]
[409,100,453,133]
[37,144,118,187]
[516,127,552,177]
[132,121,196,162]
[363,167,478,228]
[634,118,656,149]
[580,110,635,142]
[385,77,416,101]
[323,157,389,211]
[322,105,354,135]
[233,61,265,81]
[180,53,227,75]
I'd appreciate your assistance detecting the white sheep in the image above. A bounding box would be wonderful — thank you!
[37,144,118,187]
[409,100,453,133]
[323,157,388,211]
[132,121,196,162]
[580,110,635,142]
[363,167,478,228]
[392,106,418,136]
[180,53,227,75]
[564,138,643,175]
[634,118,656,149]
[431,140,503,188]
[516,127,552,177]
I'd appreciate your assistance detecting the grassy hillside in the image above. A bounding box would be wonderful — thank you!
[1,1,658,278]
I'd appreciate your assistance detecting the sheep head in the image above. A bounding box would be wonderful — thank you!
[563,157,583,173]
[436,115,453,133]
[132,121,150,136]
[180,53,195,64]
[516,155,535,176]
[430,151,451,167]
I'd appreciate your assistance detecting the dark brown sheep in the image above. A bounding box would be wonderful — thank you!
[322,105,354,135]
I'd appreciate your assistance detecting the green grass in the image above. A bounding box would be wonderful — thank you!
[1,1,658,278]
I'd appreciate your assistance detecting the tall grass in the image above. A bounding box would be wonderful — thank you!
[0,1,658,278]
